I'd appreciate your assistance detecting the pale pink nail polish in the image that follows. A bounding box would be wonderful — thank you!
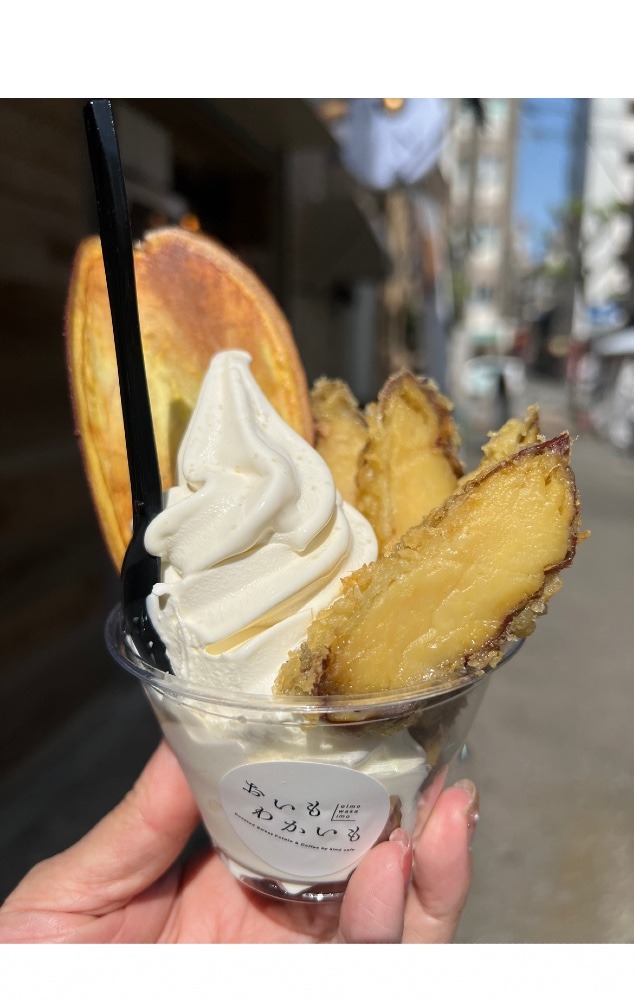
[389,828,412,885]
[452,778,479,848]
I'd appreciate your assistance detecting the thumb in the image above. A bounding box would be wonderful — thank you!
[334,830,412,944]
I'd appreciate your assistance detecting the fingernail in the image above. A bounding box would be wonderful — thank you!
[389,828,412,886]
[452,778,480,847]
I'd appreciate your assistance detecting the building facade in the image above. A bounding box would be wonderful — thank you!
[581,98,634,318]
[445,98,520,352]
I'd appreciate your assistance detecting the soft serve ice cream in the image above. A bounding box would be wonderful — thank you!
[144,349,377,690]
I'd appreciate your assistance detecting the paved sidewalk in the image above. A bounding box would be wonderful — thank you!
[452,377,634,942]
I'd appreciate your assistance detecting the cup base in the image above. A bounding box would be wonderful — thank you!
[218,851,351,904]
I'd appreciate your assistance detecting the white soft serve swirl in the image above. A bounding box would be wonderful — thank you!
[144,350,377,694]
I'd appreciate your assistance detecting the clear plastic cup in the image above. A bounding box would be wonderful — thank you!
[105,606,522,903]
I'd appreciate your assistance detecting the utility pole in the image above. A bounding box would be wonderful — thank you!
[451,99,483,325]
[464,100,482,260]
[558,99,590,343]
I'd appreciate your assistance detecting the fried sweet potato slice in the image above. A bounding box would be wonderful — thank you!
[356,371,463,553]
[460,404,542,486]
[310,378,368,507]
[275,434,581,697]
[65,227,313,569]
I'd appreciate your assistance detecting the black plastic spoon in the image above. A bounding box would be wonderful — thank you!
[84,99,171,673]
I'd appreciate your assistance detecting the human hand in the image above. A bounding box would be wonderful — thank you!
[0,741,478,944]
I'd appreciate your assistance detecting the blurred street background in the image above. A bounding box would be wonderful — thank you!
[1,98,633,942]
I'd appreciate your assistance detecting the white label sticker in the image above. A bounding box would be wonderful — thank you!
[220,761,391,878]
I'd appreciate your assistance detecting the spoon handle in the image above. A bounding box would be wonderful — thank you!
[83,99,163,529]
[84,99,170,672]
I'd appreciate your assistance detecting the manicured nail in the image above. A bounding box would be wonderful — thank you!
[452,778,480,847]
[389,828,412,885]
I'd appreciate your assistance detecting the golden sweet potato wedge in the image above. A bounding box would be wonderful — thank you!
[356,371,463,553]
[460,404,542,486]
[65,227,313,569]
[310,378,368,506]
[275,434,581,697]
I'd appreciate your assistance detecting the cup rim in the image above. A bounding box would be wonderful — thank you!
[105,604,523,715]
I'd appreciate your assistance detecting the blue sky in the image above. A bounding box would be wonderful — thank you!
[514,98,576,260]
